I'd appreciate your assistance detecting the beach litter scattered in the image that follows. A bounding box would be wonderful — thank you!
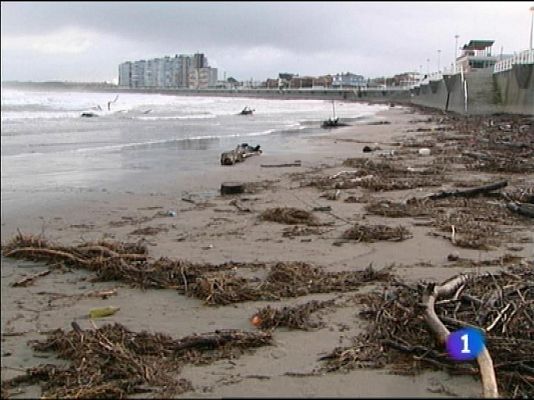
[319,262,534,398]
[2,323,272,399]
[2,234,392,306]
[251,299,336,331]
[259,207,319,226]
[342,223,412,242]
[88,305,120,319]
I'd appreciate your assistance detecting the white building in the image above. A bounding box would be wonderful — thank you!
[332,72,366,88]
[118,53,216,88]
[455,40,513,73]
[188,67,218,89]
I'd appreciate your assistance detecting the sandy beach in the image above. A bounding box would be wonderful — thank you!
[1,105,533,398]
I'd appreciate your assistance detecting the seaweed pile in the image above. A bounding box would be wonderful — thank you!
[251,299,336,331]
[373,194,530,249]
[192,262,391,305]
[305,159,445,192]
[320,263,534,397]
[342,223,412,242]
[2,234,391,306]
[259,207,319,226]
[2,323,272,398]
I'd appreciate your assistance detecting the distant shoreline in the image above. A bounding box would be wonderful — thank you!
[2,81,407,104]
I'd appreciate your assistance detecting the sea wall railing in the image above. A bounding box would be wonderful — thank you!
[494,49,534,73]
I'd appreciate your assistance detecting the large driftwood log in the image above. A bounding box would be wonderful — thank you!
[428,180,507,200]
[506,202,534,218]
[221,144,262,166]
[422,275,499,398]
[261,161,302,168]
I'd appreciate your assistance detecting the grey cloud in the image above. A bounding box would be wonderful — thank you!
[1,2,531,81]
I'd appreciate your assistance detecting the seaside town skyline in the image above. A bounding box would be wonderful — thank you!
[1,1,532,83]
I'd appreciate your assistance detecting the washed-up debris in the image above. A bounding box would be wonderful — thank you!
[365,198,430,218]
[320,263,534,398]
[2,234,391,306]
[342,223,412,242]
[1,323,272,398]
[129,226,168,236]
[304,158,446,192]
[366,120,391,125]
[418,148,431,156]
[428,180,508,200]
[88,306,120,319]
[80,112,98,118]
[251,299,336,331]
[260,207,319,226]
[191,263,391,305]
[221,143,262,166]
[11,269,52,287]
[261,161,302,168]
[364,194,531,249]
[313,206,332,212]
[229,199,252,212]
[506,202,534,218]
[221,181,245,195]
[282,226,324,238]
[502,186,534,204]
[358,176,441,191]
[344,195,372,204]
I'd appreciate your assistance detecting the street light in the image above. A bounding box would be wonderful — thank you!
[437,49,441,72]
[530,6,534,50]
[454,34,460,73]
[426,58,430,75]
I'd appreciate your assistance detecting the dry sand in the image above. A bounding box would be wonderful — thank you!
[1,106,532,398]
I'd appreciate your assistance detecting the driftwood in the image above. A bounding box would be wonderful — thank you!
[422,275,499,398]
[220,182,244,195]
[428,180,507,200]
[506,202,534,218]
[11,269,51,287]
[221,144,262,166]
[261,161,302,168]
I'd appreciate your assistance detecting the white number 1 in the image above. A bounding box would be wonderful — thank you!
[461,334,471,353]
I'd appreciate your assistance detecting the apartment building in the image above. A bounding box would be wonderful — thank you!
[118,53,216,88]
[332,72,366,88]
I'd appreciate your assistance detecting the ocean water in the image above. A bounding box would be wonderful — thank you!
[1,88,387,212]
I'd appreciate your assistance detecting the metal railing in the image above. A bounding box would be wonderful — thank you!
[494,49,534,73]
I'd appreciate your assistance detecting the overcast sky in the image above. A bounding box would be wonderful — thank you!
[1,1,532,82]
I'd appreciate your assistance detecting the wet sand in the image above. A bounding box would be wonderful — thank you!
[1,106,532,398]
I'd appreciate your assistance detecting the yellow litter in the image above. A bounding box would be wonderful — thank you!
[89,306,120,319]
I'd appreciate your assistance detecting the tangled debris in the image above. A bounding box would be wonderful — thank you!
[320,263,534,398]
[2,323,272,398]
[282,225,325,238]
[365,198,430,218]
[364,193,531,249]
[251,299,336,331]
[342,223,412,242]
[192,263,391,305]
[2,234,391,306]
[129,226,168,236]
[259,207,319,226]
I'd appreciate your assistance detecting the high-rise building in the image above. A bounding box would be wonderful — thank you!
[118,53,217,88]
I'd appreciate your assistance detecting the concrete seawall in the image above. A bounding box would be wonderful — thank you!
[410,65,533,116]
[494,64,534,115]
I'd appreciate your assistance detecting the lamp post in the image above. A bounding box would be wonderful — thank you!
[437,49,441,72]
[530,6,534,50]
[426,58,430,76]
[454,34,459,73]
